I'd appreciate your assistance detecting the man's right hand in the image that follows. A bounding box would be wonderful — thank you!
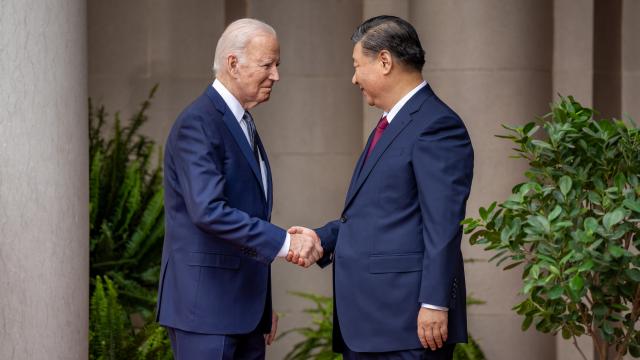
[286,226,323,268]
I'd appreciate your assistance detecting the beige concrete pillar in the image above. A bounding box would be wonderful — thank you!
[553,0,594,107]
[246,1,363,359]
[554,2,596,358]
[622,0,640,122]
[0,1,88,359]
[411,1,555,359]
[361,0,411,144]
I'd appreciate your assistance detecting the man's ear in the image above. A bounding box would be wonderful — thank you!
[226,54,240,78]
[378,50,393,75]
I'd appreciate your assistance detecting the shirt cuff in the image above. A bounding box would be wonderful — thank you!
[276,233,291,257]
[421,303,448,311]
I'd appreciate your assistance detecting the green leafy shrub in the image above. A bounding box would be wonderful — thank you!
[462,96,640,360]
[280,292,486,360]
[280,292,340,360]
[89,86,172,359]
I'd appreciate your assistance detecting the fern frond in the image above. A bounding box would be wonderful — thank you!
[125,189,164,259]
[89,149,103,230]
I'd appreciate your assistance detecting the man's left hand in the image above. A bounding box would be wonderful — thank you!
[417,307,448,351]
[265,311,278,345]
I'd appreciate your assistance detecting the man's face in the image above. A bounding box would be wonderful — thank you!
[352,42,383,108]
[235,34,280,108]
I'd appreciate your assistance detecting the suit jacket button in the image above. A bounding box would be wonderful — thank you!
[340,216,347,223]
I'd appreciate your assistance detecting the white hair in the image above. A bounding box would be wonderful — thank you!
[213,18,276,75]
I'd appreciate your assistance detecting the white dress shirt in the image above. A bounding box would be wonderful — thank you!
[212,79,290,257]
[380,81,448,312]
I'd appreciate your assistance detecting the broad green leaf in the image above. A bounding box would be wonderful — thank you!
[603,208,626,230]
[614,173,626,191]
[578,260,594,272]
[623,198,640,213]
[548,205,562,221]
[531,139,553,150]
[559,176,572,196]
[548,286,564,299]
[504,261,523,270]
[570,275,584,292]
[625,268,640,282]
[608,245,625,258]
[584,217,598,234]
[530,264,540,279]
[593,304,607,318]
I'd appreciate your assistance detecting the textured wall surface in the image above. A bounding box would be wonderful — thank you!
[0,0,88,359]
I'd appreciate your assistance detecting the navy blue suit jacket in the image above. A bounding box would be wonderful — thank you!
[156,86,285,334]
[316,84,474,352]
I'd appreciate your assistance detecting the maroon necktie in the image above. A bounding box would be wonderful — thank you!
[364,116,389,162]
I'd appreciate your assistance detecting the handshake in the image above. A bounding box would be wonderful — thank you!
[286,226,323,268]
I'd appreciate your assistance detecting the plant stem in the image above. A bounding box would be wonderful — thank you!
[572,335,589,360]
[613,284,640,360]
[592,325,606,360]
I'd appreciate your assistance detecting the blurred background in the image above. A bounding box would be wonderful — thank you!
[1,0,639,359]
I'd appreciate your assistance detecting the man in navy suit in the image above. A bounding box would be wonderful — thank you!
[289,16,474,359]
[156,18,323,359]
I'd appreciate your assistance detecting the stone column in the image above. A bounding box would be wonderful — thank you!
[554,1,596,358]
[411,1,555,359]
[0,1,88,359]
[553,0,594,107]
[622,0,640,122]
[246,1,363,359]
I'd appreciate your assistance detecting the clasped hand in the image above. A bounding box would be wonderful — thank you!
[286,226,323,268]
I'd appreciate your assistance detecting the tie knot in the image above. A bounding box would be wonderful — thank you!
[378,116,389,130]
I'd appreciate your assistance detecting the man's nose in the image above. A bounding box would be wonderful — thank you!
[270,66,280,81]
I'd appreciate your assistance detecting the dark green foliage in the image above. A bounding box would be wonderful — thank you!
[280,292,341,360]
[280,292,486,360]
[90,84,164,311]
[89,86,172,359]
[90,276,132,360]
[462,96,640,360]
[90,276,173,360]
[453,335,486,360]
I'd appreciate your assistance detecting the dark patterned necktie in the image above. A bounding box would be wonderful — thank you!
[242,112,262,175]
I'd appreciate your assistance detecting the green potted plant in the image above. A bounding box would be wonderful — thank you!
[462,96,640,360]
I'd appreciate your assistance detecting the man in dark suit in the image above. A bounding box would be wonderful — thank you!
[156,18,323,359]
[289,16,474,359]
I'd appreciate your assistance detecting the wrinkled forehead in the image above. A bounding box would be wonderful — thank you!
[246,33,279,56]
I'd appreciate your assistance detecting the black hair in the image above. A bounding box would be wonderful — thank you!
[351,15,425,72]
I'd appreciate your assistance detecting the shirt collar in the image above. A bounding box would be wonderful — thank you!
[212,79,245,123]
[383,80,427,124]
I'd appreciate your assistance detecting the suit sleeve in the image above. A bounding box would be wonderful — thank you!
[413,115,474,307]
[171,114,285,264]
[314,220,341,268]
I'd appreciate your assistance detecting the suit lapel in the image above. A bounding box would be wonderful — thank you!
[205,86,266,204]
[344,128,375,207]
[344,86,432,210]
